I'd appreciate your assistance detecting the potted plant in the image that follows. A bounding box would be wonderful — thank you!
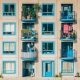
[34,4,41,16]
[29,4,40,19]
[75,72,80,77]
[0,74,3,80]
[55,73,62,77]
[34,4,40,12]
[55,74,59,77]
[71,30,77,40]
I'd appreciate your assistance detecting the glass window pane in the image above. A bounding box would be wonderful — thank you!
[43,5,47,12]
[4,43,9,51]
[62,61,73,73]
[45,63,50,72]
[48,43,53,50]
[42,24,47,31]
[10,5,15,12]
[48,5,53,12]
[10,63,15,70]
[10,24,15,32]
[3,62,15,73]
[48,24,53,31]
[4,5,9,12]
[4,24,10,32]
[10,43,15,51]
[43,43,47,50]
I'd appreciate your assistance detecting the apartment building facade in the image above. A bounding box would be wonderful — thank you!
[0,0,80,80]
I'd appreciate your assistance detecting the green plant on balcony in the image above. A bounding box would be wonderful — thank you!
[55,73,62,77]
[34,4,40,12]
[0,74,3,79]
[29,7,36,19]
[21,29,31,33]
[75,72,80,77]
[22,4,40,19]
[22,5,28,19]
[71,30,77,40]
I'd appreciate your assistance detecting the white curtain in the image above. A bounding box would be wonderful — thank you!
[11,24,15,33]
[4,23,15,33]
[10,43,15,51]
[4,62,15,73]
[5,24,10,32]
[4,43,9,51]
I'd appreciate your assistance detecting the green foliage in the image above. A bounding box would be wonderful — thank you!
[71,30,77,40]
[22,4,40,18]
[34,4,40,12]
[22,5,28,17]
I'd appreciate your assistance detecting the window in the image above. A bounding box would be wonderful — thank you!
[42,61,54,77]
[62,61,74,73]
[42,42,54,54]
[3,3,16,16]
[3,61,16,74]
[23,62,35,77]
[3,42,16,54]
[42,4,54,15]
[42,23,54,35]
[3,23,16,35]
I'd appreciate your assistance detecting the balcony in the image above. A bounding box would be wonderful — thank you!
[21,4,40,23]
[61,49,76,60]
[21,29,38,42]
[21,48,37,61]
[60,30,77,41]
[60,11,75,22]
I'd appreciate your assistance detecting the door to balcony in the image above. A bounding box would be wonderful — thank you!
[61,42,73,59]
[22,61,34,77]
[22,42,34,52]
[42,61,54,77]
[61,4,75,22]
[61,23,73,40]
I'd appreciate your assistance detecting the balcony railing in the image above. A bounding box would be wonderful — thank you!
[60,11,75,22]
[60,30,77,41]
[21,29,38,42]
[61,49,76,60]
[21,15,37,23]
[21,48,37,61]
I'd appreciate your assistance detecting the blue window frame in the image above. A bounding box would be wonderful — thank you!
[42,42,54,54]
[3,61,16,74]
[42,4,54,16]
[61,61,74,73]
[3,3,16,16]
[42,61,55,77]
[3,22,16,35]
[42,23,54,35]
[3,42,16,55]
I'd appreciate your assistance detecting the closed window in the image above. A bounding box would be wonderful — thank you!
[3,23,16,35]
[62,61,74,73]
[3,4,16,16]
[42,42,54,54]
[3,42,16,54]
[42,4,54,15]
[42,23,54,35]
[3,61,16,74]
